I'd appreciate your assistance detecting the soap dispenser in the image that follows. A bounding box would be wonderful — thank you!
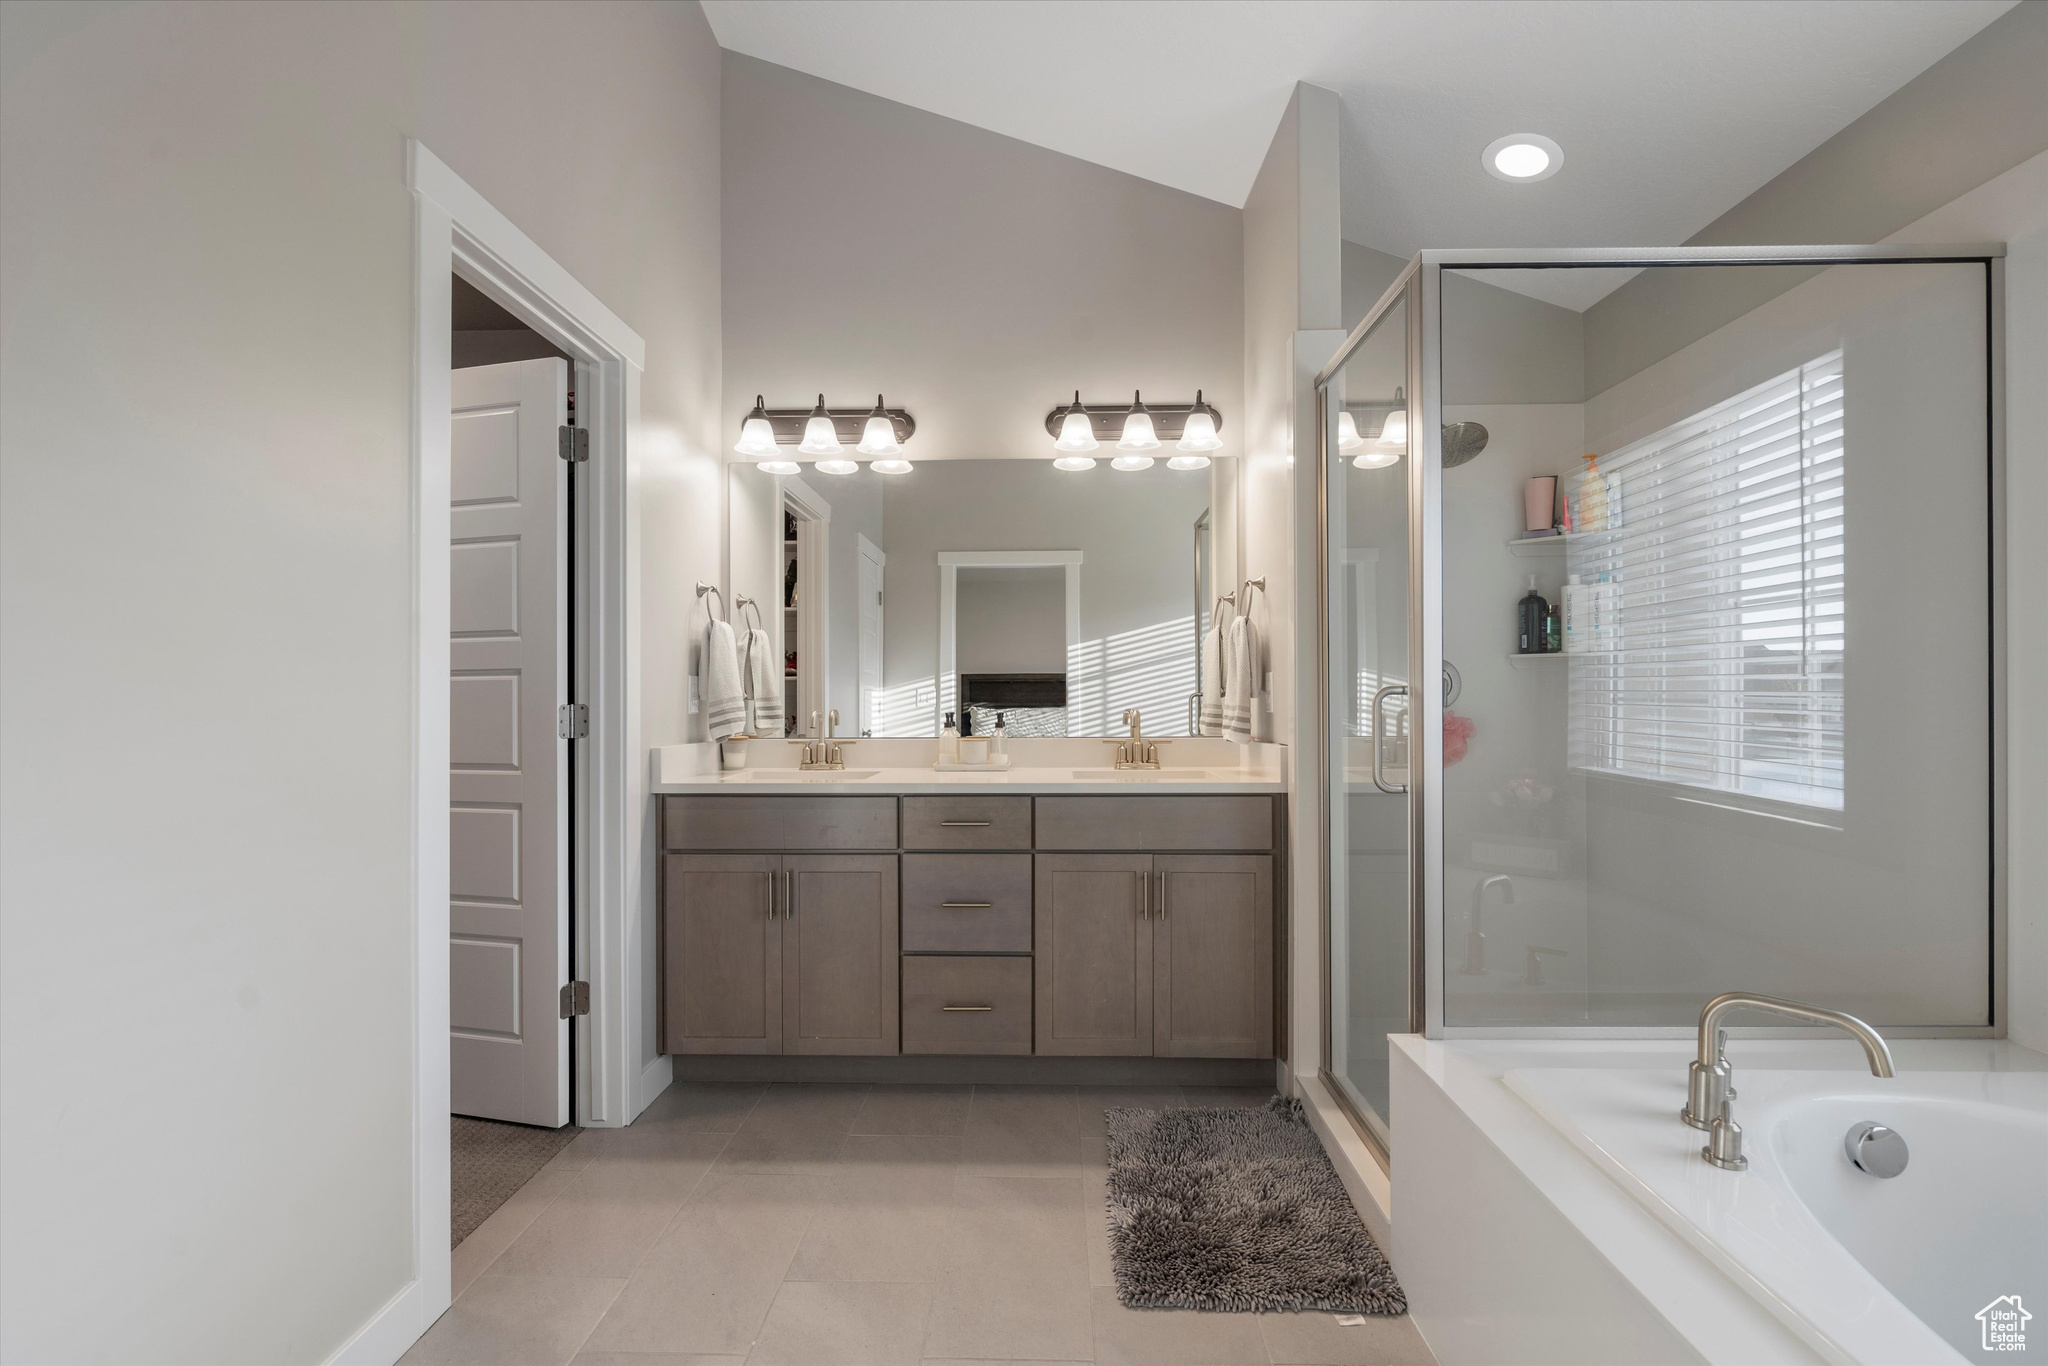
[992,712,1008,761]
[940,711,959,765]
[1517,576,1548,654]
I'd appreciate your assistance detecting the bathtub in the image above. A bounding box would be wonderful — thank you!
[1504,1066,2048,1364]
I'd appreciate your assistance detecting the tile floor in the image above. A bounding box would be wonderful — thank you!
[404,1082,1438,1366]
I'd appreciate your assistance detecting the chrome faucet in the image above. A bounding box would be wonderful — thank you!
[1461,875,1515,975]
[1684,991,1895,1171]
[799,708,854,770]
[1105,708,1168,769]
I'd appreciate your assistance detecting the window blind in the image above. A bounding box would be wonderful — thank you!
[1569,350,1844,810]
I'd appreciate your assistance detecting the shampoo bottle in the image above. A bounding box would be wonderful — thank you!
[939,711,959,765]
[1517,576,1548,655]
[1562,574,1587,654]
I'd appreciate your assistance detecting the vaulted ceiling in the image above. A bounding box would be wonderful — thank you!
[704,0,2015,307]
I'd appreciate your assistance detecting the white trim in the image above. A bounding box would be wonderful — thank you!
[857,532,886,566]
[934,551,1083,733]
[324,1280,426,1366]
[391,139,647,1364]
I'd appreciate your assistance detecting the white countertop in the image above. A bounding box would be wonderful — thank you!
[652,764,1285,795]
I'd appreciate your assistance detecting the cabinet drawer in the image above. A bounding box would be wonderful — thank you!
[902,854,1032,953]
[902,795,1031,850]
[1033,796,1275,851]
[662,796,897,851]
[901,956,1033,1054]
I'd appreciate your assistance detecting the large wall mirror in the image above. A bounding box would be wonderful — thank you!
[726,457,1240,737]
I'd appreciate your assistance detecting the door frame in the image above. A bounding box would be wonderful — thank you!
[936,549,1082,735]
[388,141,646,1356]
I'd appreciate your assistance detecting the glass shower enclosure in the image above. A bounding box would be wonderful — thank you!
[1318,245,2005,1151]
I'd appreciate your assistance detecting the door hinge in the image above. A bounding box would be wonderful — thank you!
[558,425,589,463]
[559,980,590,1018]
[557,702,589,739]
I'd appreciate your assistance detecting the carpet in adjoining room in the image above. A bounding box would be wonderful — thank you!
[450,1115,580,1248]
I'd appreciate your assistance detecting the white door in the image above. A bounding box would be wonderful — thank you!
[449,357,570,1126]
[857,535,886,736]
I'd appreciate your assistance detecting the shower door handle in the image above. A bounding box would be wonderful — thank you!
[1370,684,1408,795]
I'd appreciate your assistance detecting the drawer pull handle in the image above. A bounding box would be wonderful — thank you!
[939,820,992,827]
[939,901,993,909]
[941,1004,995,1012]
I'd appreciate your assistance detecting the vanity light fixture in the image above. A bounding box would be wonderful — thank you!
[734,396,778,456]
[1044,390,1222,461]
[1053,392,1099,452]
[1377,387,1408,447]
[1117,392,1161,452]
[798,395,842,455]
[868,457,914,475]
[1483,133,1563,183]
[1351,386,1405,469]
[857,395,902,456]
[758,459,802,476]
[813,458,860,476]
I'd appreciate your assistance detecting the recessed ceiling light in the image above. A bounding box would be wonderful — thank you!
[1483,133,1562,183]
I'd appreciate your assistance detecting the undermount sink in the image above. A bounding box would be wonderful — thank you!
[1067,768,1227,781]
[739,768,879,782]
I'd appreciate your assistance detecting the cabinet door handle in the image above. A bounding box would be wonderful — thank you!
[939,901,993,909]
[786,869,796,922]
[1141,868,1150,920]
[941,1004,994,1012]
[939,820,991,827]
[768,869,779,920]
[1158,870,1169,920]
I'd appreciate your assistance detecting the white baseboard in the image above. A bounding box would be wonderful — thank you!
[1297,1071,1393,1248]
[325,1278,426,1366]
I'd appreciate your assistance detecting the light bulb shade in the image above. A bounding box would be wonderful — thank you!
[758,460,800,476]
[1167,454,1211,471]
[1111,453,1154,472]
[1053,455,1097,472]
[735,395,778,456]
[1117,412,1159,451]
[869,458,913,475]
[1352,448,1402,470]
[813,458,859,476]
[798,414,841,455]
[1055,407,1098,452]
[1336,410,1365,452]
[1377,407,1407,447]
[1177,410,1220,452]
[858,414,900,456]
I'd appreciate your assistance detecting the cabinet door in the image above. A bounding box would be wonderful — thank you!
[783,855,900,1055]
[1034,853,1153,1056]
[662,854,781,1054]
[1153,856,1273,1058]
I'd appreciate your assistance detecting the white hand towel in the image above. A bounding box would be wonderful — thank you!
[741,627,780,735]
[1222,613,1260,745]
[702,618,746,738]
[1199,603,1233,736]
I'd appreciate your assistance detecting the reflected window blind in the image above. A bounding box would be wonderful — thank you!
[1569,350,1844,810]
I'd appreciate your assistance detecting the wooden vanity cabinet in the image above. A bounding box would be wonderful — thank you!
[1033,851,1273,1059]
[661,851,898,1056]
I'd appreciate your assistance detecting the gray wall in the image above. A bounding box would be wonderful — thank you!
[957,568,1067,675]
[1583,0,2048,394]
[720,52,1243,464]
[0,3,724,1360]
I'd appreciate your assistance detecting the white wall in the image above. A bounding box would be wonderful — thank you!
[0,3,723,1361]
[720,51,1242,465]
[957,568,1067,675]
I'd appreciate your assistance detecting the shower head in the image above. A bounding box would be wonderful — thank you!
[1442,421,1490,468]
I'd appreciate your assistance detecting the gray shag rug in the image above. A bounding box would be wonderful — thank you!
[1104,1097,1407,1314]
[451,1116,580,1248]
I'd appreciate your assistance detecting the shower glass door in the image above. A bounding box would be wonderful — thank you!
[1320,273,1418,1147]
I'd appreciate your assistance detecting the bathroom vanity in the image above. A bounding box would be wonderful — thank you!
[654,775,1284,1061]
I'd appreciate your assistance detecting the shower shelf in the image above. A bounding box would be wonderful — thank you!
[1507,534,1574,554]
[1507,653,1567,666]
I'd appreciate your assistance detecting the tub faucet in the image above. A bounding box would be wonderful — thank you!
[1460,875,1515,975]
[1683,992,1895,1171]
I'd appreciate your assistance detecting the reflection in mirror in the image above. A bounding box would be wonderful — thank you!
[726,457,1236,737]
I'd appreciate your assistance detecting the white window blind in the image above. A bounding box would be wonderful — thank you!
[1569,350,1844,810]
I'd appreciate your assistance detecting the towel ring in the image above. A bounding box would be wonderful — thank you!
[695,581,727,622]
[735,594,766,635]
[1212,590,1237,620]
[1238,577,1266,617]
